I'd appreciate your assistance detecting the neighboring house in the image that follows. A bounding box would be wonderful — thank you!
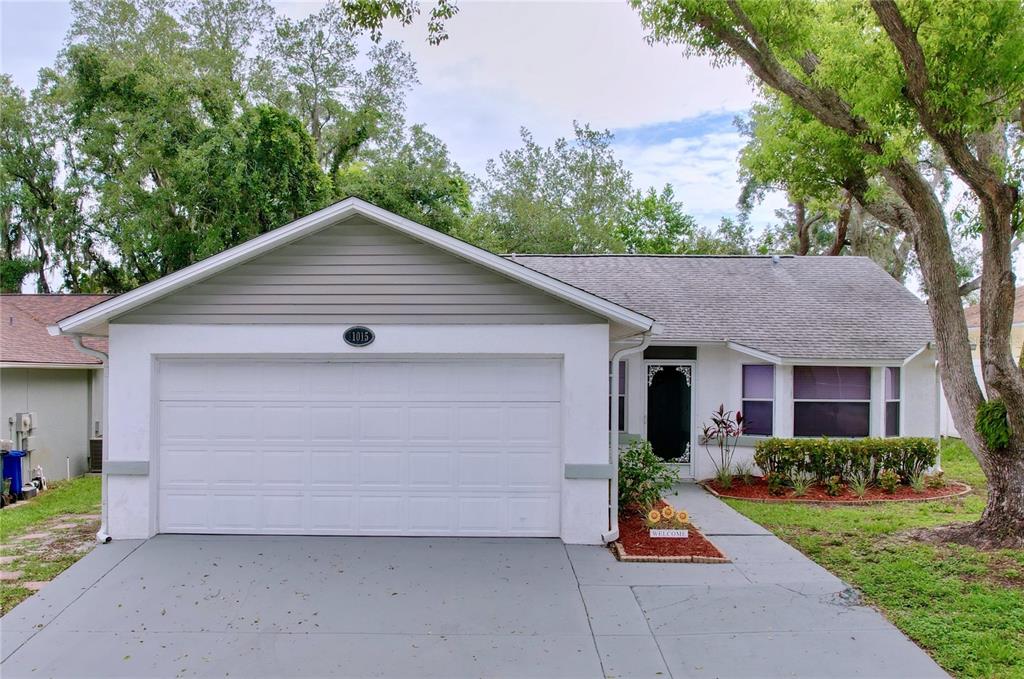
[1,294,111,481]
[49,199,938,544]
[939,286,1023,436]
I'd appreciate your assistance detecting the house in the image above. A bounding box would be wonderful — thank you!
[939,286,1023,436]
[1,294,111,482]
[48,199,938,544]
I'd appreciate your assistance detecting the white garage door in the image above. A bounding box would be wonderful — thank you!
[156,358,562,536]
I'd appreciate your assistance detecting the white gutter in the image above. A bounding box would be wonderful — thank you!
[602,330,655,544]
[934,356,943,472]
[70,336,112,544]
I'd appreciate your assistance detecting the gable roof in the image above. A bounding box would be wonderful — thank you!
[51,199,655,336]
[2,295,111,367]
[963,286,1024,328]
[511,255,934,362]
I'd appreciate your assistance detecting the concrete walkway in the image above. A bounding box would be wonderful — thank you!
[1,484,947,678]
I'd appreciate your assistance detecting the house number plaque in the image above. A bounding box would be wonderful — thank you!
[343,326,375,347]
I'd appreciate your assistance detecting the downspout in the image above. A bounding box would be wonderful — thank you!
[602,329,655,544]
[70,335,112,544]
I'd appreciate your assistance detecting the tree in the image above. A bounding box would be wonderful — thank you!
[0,76,86,292]
[632,0,1024,547]
[618,185,754,254]
[474,124,636,253]
[253,3,417,173]
[334,124,472,235]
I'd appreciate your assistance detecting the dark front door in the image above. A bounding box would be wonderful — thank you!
[646,364,693,463]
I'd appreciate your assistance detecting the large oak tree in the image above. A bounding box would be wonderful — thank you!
[631,0,1024,547]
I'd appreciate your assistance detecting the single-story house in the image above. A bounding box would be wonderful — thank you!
[939,286,1022,437]
[1,294,111,481]
[49,199,938,544]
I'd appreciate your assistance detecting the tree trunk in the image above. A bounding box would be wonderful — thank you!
[793,199,810,255]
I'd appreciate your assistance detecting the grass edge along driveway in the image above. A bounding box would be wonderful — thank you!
[726,440,1024,679]
[0,475,101,613]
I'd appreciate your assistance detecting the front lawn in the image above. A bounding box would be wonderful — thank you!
[726,440,1024,679]
[0,474,102,613]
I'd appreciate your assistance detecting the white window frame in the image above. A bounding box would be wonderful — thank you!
[884,366,902,437]
[792,366,872,438]
[741,363,775,437]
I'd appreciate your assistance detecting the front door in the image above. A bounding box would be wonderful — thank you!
[646,363,693,473]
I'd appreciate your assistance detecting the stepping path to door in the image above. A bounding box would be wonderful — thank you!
[1,484,947,678]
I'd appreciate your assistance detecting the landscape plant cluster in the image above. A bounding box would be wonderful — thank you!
[753,437,942,497]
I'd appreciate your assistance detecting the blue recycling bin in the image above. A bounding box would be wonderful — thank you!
[2,451,26,498]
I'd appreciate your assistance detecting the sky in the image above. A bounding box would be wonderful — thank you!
[0,0,787,231]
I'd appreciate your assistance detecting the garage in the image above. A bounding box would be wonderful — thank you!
[157,358,563,536]
[51,199,655,543]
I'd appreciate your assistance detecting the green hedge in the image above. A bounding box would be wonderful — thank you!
[752,437,938,482]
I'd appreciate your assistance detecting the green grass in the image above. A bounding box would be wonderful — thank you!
[0,475,101,613]
[726,440,1024,678]
[0,475,101,542]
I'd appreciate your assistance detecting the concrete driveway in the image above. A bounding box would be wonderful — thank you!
[1,487,947,678]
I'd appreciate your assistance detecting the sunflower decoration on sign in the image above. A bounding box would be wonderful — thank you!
[644,504,690,528]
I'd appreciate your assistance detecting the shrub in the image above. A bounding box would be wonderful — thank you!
[848,470,870,498]
[765,471,787,495]
[735,461,754,485]
[753,437,937,483]
[619,440,677,511]
[925,471,947,489]
[824,475,844,497]
[789,470,815,496]
[701,404,744,483]
[878,469,901,493]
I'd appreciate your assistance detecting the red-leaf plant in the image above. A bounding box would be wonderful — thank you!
[701,404,746,486]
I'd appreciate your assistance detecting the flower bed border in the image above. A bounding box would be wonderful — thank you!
[611,541,731,563]
[700,480,972,505]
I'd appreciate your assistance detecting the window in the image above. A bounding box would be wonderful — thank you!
[793,366,870,438]
[885,367,900,437]
[609,361,627,431]
[742,364,774,436]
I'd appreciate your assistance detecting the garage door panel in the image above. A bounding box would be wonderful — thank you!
[310,406,356,441]
[263,495,305,530]
[408,407,453,441]
[408,452,453,488]
[456,406,504,441]
[260,406,308,441]
[358,495,405,531]
[157,359,562,536]
[159,492,209,530]
[310,451,355,486]
[161,448,210,485]
[261,449,307,486]
[311,495,355,530]
[160,405,210,441]
[359,407,405,441]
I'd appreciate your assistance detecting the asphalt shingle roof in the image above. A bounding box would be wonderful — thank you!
[511,255,934,361]
[1,295,111,366]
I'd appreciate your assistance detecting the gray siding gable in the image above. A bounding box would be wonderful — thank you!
[116,218,600,325]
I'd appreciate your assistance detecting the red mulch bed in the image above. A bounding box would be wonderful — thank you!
[615,502,728,561]
[703,477,971,503]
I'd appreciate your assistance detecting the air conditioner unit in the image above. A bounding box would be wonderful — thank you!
[14,412,35,433]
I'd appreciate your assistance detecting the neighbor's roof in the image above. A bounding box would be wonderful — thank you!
[512,255,934,362]
[2,295,111,366]
[963,286,1024,328]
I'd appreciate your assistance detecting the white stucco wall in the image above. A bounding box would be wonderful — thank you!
[0,367,99,481]
[105,322,612,544]
[624,345,940,480]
